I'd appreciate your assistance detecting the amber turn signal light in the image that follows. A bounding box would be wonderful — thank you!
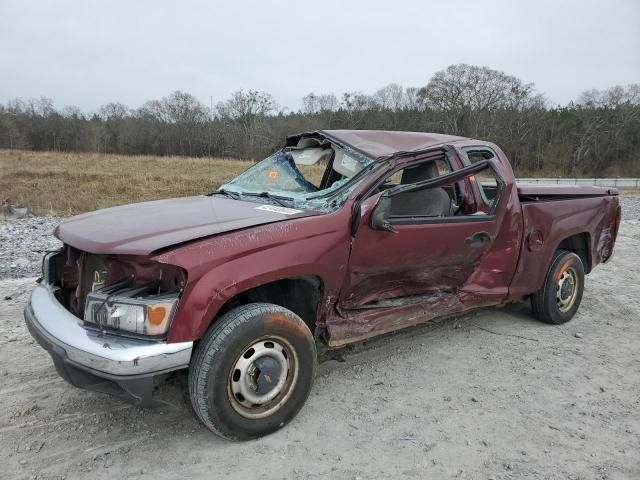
[147,305,168,326]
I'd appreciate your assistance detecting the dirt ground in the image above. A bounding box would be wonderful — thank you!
[0,222,638,480]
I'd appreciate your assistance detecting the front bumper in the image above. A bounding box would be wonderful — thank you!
[24,282,193,405]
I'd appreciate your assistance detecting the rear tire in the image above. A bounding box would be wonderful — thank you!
[531,249,585,324]
[189,303,316,440]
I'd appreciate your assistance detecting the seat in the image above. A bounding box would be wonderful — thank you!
[390,161,454,217]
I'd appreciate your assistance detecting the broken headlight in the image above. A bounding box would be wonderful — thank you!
[84,291,178,336]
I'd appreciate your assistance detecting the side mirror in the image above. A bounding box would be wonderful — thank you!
[370,195,398,233]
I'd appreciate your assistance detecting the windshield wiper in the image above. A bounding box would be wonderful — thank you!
[215,188,242,200]
[243,191,293,207]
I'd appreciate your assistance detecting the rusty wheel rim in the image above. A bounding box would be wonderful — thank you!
[557,265,579,313]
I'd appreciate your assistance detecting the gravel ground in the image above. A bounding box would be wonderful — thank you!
[1,196,639,280]
[0,216,62,279]
[620,195,640,219]
[0,220,639,479]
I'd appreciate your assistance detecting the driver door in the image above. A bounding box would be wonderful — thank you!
[339,156,514,312]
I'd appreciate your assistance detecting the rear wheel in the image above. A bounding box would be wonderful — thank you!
[189,303,316,440]
[531,249,585,324]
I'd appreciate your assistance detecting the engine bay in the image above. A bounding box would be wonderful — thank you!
[46,246,186,337]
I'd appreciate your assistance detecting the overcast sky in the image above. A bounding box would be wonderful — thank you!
[1,0,639,112]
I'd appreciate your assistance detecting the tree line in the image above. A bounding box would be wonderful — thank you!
[1,64,639,176]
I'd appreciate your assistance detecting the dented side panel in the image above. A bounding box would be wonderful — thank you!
[339,212,501,309]
[509,195,620,297]
[459,176,523,299]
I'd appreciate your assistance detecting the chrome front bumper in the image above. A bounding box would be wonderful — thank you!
[24,281,193,403]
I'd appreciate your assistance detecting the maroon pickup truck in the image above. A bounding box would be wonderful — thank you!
[25,130,620,440]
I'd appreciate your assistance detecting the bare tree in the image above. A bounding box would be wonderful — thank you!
[418,64,541,135]
[374,83,405,111]
[215,90,278,158]
[302,93,339,114]
[404,87,422,110]
[216,90,277,119]
[98,102,129,120]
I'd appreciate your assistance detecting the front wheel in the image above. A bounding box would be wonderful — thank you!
[531,249,585,324]
[189,303,317,440]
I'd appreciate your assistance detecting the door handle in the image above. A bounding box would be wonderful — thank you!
[465,231,492,248]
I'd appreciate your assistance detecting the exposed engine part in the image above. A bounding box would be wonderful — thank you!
[73,253,106,316]
[91,268,107,292]
[48,246,186,320]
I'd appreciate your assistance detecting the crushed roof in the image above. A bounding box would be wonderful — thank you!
[321,129,468,159]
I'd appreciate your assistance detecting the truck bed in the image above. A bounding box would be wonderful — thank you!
[517,183,618,201]
[507,185,620,298]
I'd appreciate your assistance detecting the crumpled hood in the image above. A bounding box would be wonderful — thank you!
[55,196,316,255]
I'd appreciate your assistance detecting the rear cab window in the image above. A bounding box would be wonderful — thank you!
[462,147,504,214]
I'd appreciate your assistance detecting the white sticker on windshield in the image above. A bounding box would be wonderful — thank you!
[255,205,302,215]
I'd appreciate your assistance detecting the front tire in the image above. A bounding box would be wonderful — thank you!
[531,249,585,324]
[189,303,317,440]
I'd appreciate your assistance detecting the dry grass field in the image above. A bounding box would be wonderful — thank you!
[0,150,256,215]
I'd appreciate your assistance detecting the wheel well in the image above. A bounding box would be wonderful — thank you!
[558,233,591,273]
[216,276,323,333]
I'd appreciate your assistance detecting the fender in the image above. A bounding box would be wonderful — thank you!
[154,209,352,342]
[509,195,618,298]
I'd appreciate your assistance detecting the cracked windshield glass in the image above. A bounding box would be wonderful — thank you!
[217,142,373,211]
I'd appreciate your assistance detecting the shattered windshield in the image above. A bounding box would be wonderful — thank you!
[217,146,374,211]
